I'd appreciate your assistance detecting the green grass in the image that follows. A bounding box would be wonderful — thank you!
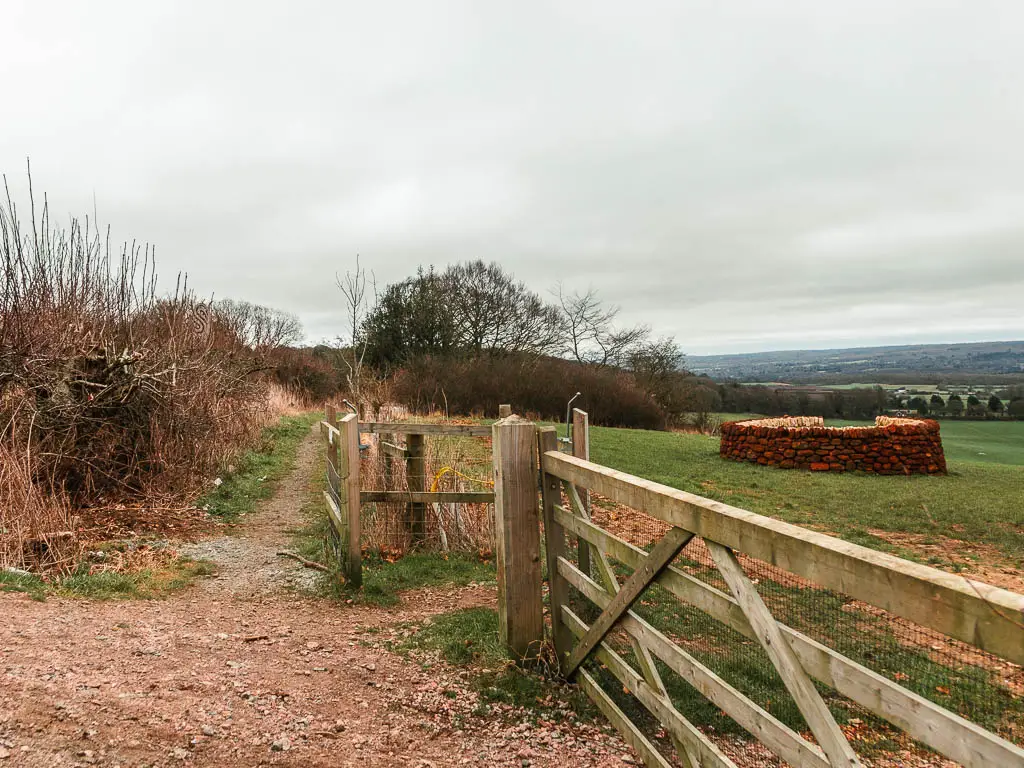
[917,417,1024,466]
[356,553,496,606]
[819,418,1024,466]
[56,557,216,599]
[622,576,1024,743]
[588,424,1024,566]
[397,607,592,720]
[400,606,508,665]
[292,517,497,604]
[911,420,1023,466]
[0,569,48,600]
[200,412,319,519]
[1,556,215,601]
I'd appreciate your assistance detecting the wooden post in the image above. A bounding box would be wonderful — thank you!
[340,413,362,587]
[325,406,340,495]
[498,403,512,418]
[572,408,592,577]
[492,415,543,660]
[406,432,426,544]
[707,541,860,767]
[382,432,394,489]
[539,427,572,670]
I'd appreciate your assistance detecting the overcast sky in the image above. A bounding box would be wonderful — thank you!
[3,1,1023,354]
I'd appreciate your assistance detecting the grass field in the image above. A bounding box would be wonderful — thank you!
[581,418,1024,751]
[589,420,1024,568]
[909,420,1024,465]
[804,417,1024,466]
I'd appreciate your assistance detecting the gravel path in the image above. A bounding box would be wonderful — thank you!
[0,425,635,767]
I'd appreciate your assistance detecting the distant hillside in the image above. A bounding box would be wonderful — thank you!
[688,340,1024,383]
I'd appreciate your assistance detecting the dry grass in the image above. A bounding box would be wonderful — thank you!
[267,381,318,417]
[355,411,495,558]
[0,170,300,573]
[0,441,78,573]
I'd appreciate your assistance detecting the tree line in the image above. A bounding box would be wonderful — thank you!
[317,259,711,428]
[905,391,1024,418]
[257,258,1024,429]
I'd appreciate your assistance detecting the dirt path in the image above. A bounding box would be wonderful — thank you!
[0,426,634,767]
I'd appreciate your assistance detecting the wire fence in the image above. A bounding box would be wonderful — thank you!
[584,497,1024,766]
[357,428,496,559]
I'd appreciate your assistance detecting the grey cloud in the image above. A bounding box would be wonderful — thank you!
[3,0,1023,355]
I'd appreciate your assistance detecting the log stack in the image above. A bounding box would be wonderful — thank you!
[719,416,947,475]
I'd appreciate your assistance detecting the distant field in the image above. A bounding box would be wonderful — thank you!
[818,418,1024,466]
[711,412,764,423]
[687,340,1024,381]
[803,382,942,392]
[939,420,1024,465]
[588,423,1024,569]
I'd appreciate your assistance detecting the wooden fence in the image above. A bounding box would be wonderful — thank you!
[323,405,1024,766]
[320,408,361,586]
[534,423,1024,768]
[319,405,501,593]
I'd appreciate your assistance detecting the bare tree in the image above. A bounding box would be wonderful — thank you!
[445,261,561,355]
[336,255,376,408]
[553,284,650,367]
[214,299,303,350]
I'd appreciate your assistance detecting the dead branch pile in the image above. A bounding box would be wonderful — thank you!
[1,174,275,570]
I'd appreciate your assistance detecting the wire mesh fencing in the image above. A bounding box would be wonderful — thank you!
[583,496,1023,766]
[357,428,496,559]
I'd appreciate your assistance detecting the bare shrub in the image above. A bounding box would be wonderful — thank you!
[266,381,316,417]
[687,410,723,436]
[0,170,281,569]
[0,440,77,573]
[268,347,341,403]
[392,354,667,429]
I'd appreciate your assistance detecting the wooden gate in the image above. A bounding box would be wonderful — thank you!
[537,425,1024,768]
[320,406,497,590]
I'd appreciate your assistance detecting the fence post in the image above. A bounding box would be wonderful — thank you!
[498,403,512,418]
[325,405,340,495]
[382,432,394,488]
[340,413,362,587]
[572,408,592,578]
[406,433,426,544]
[492,414,543,660]
[539,426,571,671]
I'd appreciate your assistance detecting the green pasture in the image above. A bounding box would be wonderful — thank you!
[588,421,1024,567]
[812,418,1024,466]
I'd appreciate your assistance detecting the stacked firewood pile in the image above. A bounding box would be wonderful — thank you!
[720,416,947,475]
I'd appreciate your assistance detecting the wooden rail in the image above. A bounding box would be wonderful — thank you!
[552,507,1022,767]
[379,441,408,459]
[542,450,1024,666]
[540,448,1024,768]
[360,490,494,504]
[358,422,492,436]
